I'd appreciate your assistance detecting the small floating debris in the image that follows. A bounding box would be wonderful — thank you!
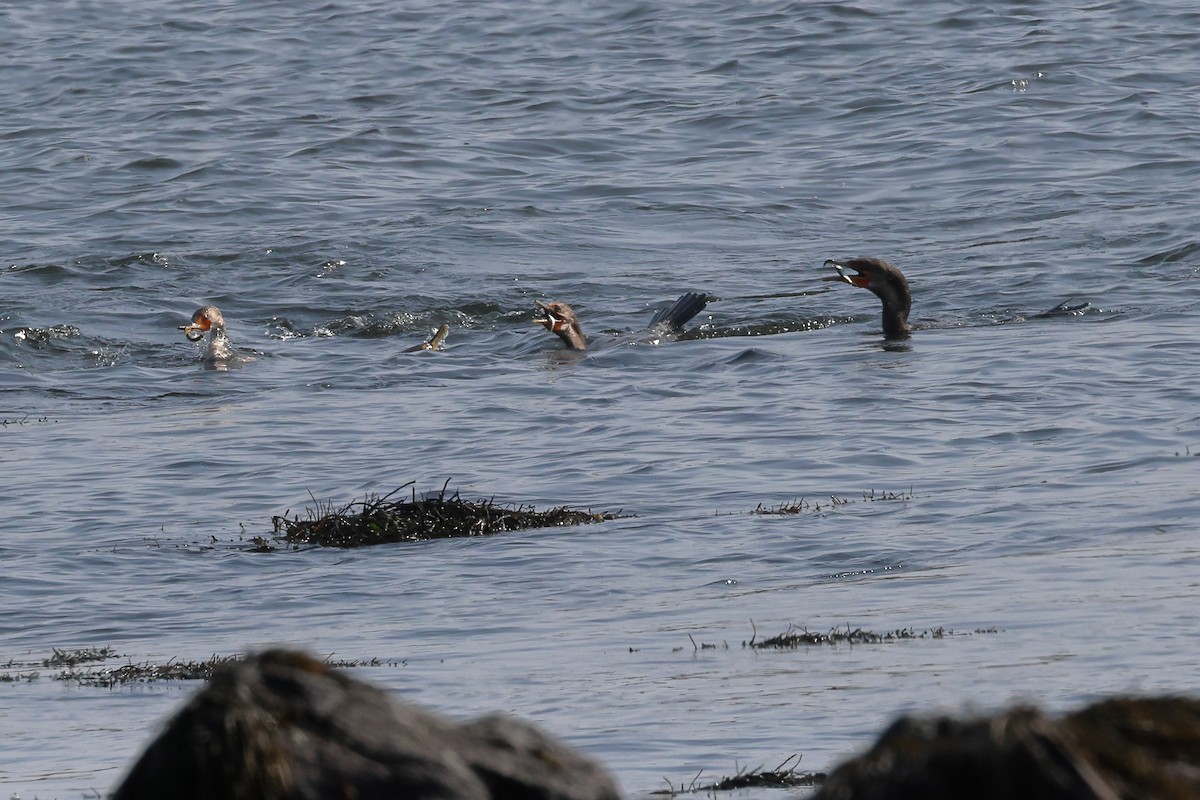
[43,646,118,667]
[653,755,825,795]
[271,481,623,548]
[752,488,912,516]
[0,413,53,427]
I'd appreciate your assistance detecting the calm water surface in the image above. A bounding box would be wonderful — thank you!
[3,1,1200,797]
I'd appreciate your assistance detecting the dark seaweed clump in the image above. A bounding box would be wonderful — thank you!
[272,482,623,549]
[748,623,998,649]
[753,625,943,648]
[2,650,404,686]
[654,755,825,795]
[56,654,244,687]
[44,646,118,667]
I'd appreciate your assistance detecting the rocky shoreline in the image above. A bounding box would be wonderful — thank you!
[108,649,1200,800]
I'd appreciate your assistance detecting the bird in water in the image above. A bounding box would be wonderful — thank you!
[822,257,1090,338]
[534,292,709,351]
[403,323,450,353]
[181,307,449,362]
[179,305,236,362]
[823,257,912,339]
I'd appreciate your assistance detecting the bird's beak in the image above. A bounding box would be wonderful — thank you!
[179,324,205,342]
[823,260,869,288]
[179,316,212,341]
[534,301,567,333]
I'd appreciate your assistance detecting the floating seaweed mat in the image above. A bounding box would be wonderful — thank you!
[54,655,243,687]
[272,482,623,548]
[651,755,824,795]
[750,624,955,649]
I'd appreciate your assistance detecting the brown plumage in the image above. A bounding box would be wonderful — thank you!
[534,292,708,351]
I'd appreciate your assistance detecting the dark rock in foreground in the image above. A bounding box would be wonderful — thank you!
[113,649,620,800]
[109,647,1200,800]
[814,696,1200,800]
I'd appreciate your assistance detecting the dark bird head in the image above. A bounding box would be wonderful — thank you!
[534,300,588,351]
[824,258,912,339]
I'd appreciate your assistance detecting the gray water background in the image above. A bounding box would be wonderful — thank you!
[3,1,1200,796]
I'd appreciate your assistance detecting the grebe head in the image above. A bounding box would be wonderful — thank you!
[534,300,587,351]
[179,305,227,342]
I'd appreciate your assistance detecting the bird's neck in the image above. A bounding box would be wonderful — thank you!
[557,323,587,351]
[875,285,912,339]
[204,330,233,361]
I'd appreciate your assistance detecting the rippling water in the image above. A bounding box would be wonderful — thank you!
[4,1,1200,796]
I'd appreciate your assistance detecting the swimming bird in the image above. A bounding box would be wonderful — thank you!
[823,258,1090,337]
[179,305,235,361]
[403,323,450,353]
[823,258,912,339]
[534,292,709,351]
